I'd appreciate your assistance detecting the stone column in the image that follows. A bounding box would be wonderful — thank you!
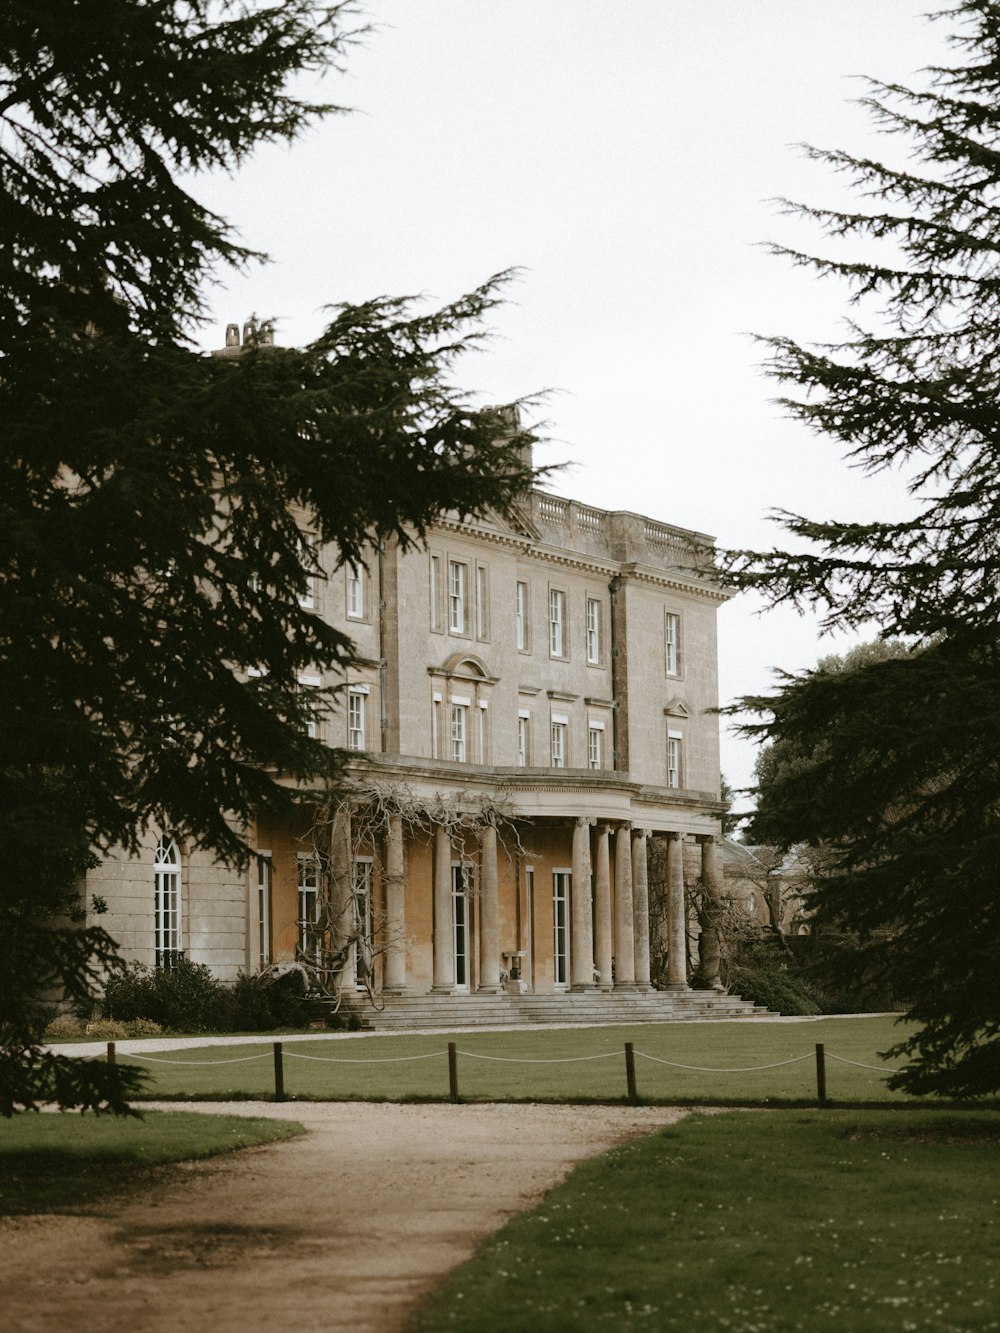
[330,807,354,987]
[631,827,651,990]
[382,814,407,992]
[666,831,688,988]
[593,825,613,990]
[432,823,454,992]
[477,824,502,992]
[614,823,636,988]
[570,817,595,990]
[698,834,726,991]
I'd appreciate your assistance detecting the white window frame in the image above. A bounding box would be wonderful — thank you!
[667,730,683,788]
[298,672,321,739]
[256,852,272,967]
[348,686,367,752]
[665,611,681,677]
[588,722,604,770]
[346,562,364,620]
[552,869,571,987]
[298,533,317,610]
[451,700,468,762]
[517,710,530,767]
[452,862,471,990]
[448,559,467,634]
[515,580,529,652]
[586,597,601,665]
[154,835,182,969]
[549,588,566,658]
[297,855,320,962]
[551,715,568,769]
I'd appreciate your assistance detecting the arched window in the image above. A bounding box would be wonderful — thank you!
[154,835,182,969]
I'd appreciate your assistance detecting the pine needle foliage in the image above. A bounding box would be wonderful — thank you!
[0,2,539,1113]
[724,1,1000,1096]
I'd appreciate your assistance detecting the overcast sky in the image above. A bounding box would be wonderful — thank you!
[196,0,949,802]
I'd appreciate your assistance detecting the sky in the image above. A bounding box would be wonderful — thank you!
[195,0,949,804]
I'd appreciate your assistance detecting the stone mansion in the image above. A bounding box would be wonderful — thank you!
[85,372,750,1024]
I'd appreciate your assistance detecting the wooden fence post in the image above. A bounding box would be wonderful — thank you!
[107,1041,116,1067]
[448,1042,459,1103]
[815,1042,827,1106]
[625,1042,639,1105]
[273,1041,285,1102]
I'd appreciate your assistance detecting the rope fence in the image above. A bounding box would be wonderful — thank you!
[104,1037,900,1106]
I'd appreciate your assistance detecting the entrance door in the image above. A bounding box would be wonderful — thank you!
[452,864,470,991]
[552,870,570,987]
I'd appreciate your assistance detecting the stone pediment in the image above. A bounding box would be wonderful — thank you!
[664,698,690,718]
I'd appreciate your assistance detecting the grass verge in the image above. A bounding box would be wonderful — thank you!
[416,1109,1000,1332]
[0,1111,304,1216]
[115,1016,951,1104]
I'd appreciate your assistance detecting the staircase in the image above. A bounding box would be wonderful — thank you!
[342,988,772,1031]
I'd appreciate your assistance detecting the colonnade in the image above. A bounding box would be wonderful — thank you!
[377,815,724,996]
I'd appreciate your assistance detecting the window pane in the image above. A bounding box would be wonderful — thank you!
[665,612,680,676]
[586,598,600,664]
[448,561,465,633]
[549,589,564,657]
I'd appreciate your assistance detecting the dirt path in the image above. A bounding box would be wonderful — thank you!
[1,1101,692,1332]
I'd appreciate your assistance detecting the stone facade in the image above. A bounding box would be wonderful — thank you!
[87,459,733,1007]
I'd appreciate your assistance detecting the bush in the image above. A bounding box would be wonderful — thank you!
[101,960,310,1033]
[103,958,236,1032]
[231,969,308,1030]
[725,934,822,1016]
[44,1015,87,1039]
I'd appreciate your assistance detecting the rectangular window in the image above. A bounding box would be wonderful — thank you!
[346,563,364,619]
[476,564,489,639]
[298,672,321,739]
[586,597,601,665]
[297,856,320,961]
[298,534,317,610]
[517,712,529,767]
[154,835,182,970]
[667,732,683,788]
[549,588,565,657]
[516,581,529,651]
[256,853,272,967]
[353,858,373,987]
[552,871,570,986]
[452,863,470,989]
[665,612,681,676]
[430,554,443,631]
[551,718,567,769]
[448,559,466,634]
[451,703,467,762]
[348,689,366,751]
[588,724,603,770]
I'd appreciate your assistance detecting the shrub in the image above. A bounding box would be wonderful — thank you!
[102,958,236,1032]
[231,969,309,1031]
[44,1015,87,1040]
[725,934,822,1016]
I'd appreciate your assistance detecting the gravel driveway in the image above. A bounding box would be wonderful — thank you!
[1,1100,692,1332]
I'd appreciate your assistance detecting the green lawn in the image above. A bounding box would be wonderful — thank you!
[416,1109,1000,1332]
[0,1111,305,1215]
[112,1016,949,1105]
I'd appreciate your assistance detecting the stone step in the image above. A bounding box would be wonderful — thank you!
[341,989,773,1030]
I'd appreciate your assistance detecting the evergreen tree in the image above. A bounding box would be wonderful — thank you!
[726,1,1000,1096]
[0,2,537,1113]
